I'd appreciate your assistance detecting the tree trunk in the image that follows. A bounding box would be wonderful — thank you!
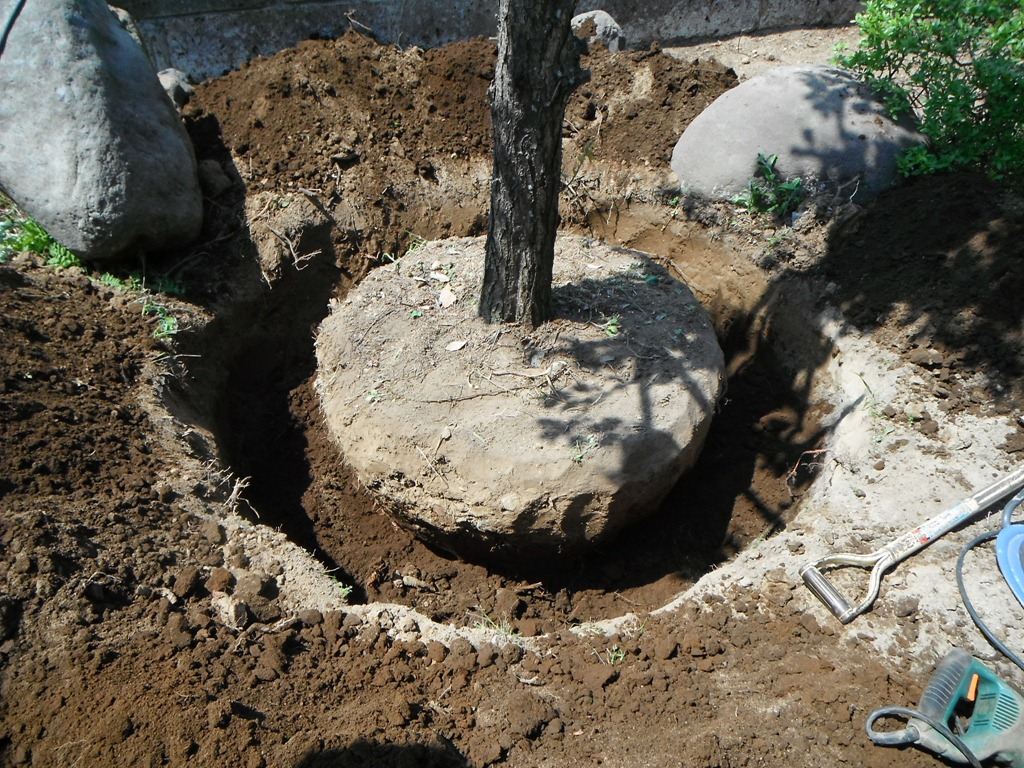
[478,0,588,326]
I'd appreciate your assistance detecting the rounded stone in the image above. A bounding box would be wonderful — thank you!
[571,10,626,53]
[315,235,724,560]
[0,0,202,261]
[671,65,926,204]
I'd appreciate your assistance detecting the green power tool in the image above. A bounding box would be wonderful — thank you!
[866,648,1024,767]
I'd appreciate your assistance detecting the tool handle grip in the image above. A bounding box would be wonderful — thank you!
[919,648,973,720]
[880,500,980,563]
[800,564,855,623]
[885,466,1024,563]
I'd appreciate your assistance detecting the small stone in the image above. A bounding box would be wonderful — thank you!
[254,662,279,682]
[154,482,175,503]
[235,572,278,599]
[12,551,33,574]
[245,596,282,624]
[477,643,497,668]
[581,663,618,690]
[653,636,679,660]
[166,612,193,649]
[205,567,235,594]
[210,593,249,630]
[494,588,525,618]
[197,159,234,197]
[208,700,232,729]
[158,68,194,110]
[200,519,226,545]
[499,643,524,665]
[396,614,418,633]
[894,596,919,618]
[172,566,202,599]
[571,10,626,53]
[425,641,448,664]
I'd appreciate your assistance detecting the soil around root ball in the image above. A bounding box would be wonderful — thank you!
[3,25,1024,768]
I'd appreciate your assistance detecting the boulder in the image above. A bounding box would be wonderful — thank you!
[315,235,725,560]
[671,65,927,205]
[0,0,202,262]
[572,10,626,53]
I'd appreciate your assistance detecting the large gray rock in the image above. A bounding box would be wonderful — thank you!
[671,66,927,204]
[315,235,725,560]
[0,0,202,261]
[572,10,626,53]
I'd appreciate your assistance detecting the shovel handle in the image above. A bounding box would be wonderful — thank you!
[799,551,891,623]
[800,564,856,623]
[801,464,1024,624]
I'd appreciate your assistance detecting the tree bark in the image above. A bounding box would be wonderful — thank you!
[478,0,588,326]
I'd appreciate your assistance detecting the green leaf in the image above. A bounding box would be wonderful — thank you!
[843,0,1024,187]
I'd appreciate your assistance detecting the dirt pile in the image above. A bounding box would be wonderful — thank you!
[3,26,1024,768]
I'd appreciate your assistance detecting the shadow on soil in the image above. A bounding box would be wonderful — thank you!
[295,740,468,768]
[534,273,842,594]
[821,172,1024,402]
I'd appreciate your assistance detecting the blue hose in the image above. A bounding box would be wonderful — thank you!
[0,0,27,60]
[956,487,1024,672]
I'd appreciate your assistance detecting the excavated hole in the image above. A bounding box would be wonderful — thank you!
[174,186,832,633]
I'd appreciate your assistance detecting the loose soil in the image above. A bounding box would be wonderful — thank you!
[3,24,1024,768]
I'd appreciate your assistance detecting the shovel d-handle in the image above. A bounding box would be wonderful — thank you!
[800,463,1024,624]
[800,551,894,624]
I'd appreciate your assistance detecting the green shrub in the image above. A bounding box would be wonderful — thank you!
[838,0,1024,184]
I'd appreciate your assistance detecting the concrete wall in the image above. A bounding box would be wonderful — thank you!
[116,0,863,81]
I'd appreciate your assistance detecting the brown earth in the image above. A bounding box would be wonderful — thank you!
[3,26,1024,768]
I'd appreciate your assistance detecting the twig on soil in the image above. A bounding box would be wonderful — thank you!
[664,260,714,299]
[487,360,571,396]
[613,590,644,608]
[405,378,539,403]
[250,195,276,221]
[416,445,449,487]
[298,187,343,231]
[225,474,257,518]
[514,673,542,686]
[266,224,319,270]
[353,308,398,347]
[515,581,545,594]
[786,448,829,497]
[231,617,301,651]
[344,10,374,34]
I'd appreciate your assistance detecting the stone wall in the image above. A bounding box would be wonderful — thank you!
[115,0,863,81]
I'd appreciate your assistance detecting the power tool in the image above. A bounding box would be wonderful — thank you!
[866,648,1024,767]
